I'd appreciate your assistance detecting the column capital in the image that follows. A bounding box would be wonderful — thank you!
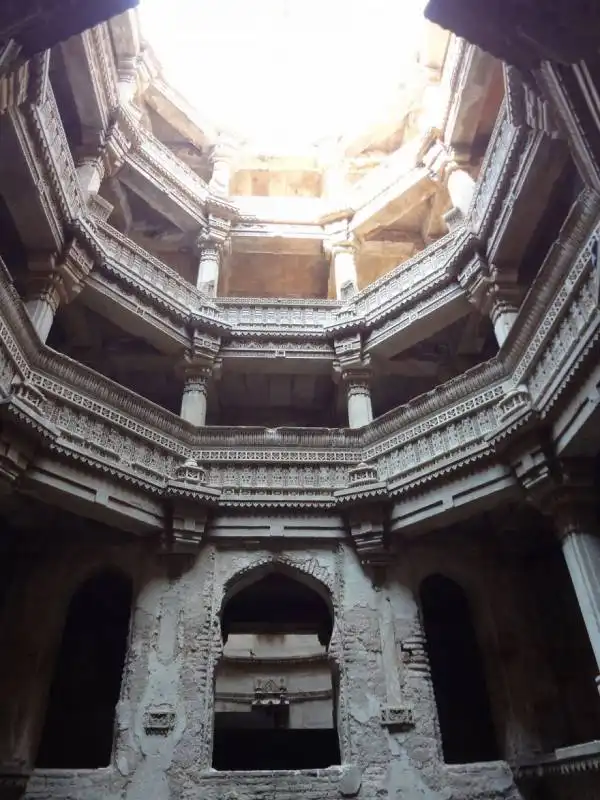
[25,264,66,312]
[327,238,359,258]
[342,367,372,393]
[345,504,392,571]
[212,134,238,165]
[421,138,472,181]
[458,256,521,316]
[178,333,222,383]
[182,372,210,396]
[323,216,360,257]
[543,459,598,540]
[511,443,597,534]
[196,215,231,253]
[333,334,369,373]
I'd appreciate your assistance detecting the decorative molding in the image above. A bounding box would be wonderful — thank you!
[380,705,415,731]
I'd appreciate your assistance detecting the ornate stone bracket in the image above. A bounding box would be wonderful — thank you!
[165,458,220,553]
[336,462,391,569]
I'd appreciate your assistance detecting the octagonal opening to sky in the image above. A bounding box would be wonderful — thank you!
[139,0,429,152]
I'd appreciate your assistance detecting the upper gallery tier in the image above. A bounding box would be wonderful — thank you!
[46,5,504,299]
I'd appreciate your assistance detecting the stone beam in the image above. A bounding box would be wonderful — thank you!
[218,343,335,375]
[144,79,217,153]
[389,465,518,537]
[364,283,470,360]
[230,223,324,256]
[81,277,189,355]
[486,133,568,269]
[23,456,163,534]
[119,159,207,233]
[554,353,600,459]
[350,168,436,239]
[232,195,324,225]
[59,25,117,143]
[444,44,500,153]
[0,109,63,251]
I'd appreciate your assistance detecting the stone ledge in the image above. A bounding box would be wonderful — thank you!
[514,739,600,779]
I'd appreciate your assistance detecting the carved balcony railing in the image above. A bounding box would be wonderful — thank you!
[7,77,523,365]
[0,195,597,512]
[1,47,599,516]
[96,220,221,322]
[468,102,525,240]
[28,83,87,223]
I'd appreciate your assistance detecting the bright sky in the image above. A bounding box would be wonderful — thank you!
[139,0,428,152]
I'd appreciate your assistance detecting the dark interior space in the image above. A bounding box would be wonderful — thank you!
[518,160,580,288]
[0,194,29,295]
[36,570,132,768]
[524,537,600,749]
[46,304,184,414]
[214,570,340,771]
[212,728,340,771]
[420,573,499,764]
[221,572,333,643]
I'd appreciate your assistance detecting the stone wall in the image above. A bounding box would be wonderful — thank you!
[2,509,596,799]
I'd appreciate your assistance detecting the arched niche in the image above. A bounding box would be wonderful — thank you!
[213,563,340,771]
[35,569,132,769]
[420,573,499,764]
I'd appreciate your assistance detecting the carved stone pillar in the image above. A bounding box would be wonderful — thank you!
[209,136,236,196]
[488,280,521,347]
[445,161,476,219]
[76,151,106,200]
[196,217,230,296]
[343,369,373,429]
[196,244,221,296]
[180,371,210,427]
[549,474,600,691]
[116,56,139,106]
[24,270,65,343]
[330,240,359,301]
[24,242,92,343]
[458,256,521,347]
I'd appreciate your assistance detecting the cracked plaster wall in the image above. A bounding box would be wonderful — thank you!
[0,512,575,800]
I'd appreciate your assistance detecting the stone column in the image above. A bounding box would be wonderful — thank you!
[25,271,64,343]
[196,244,221,296]
[180,372,209,426]
[209,136,236,196]
[445,161,476,218]
[344,370,373,429]
[551,488,600,691]
[116,57,139,106]
[487,274,521,347]
[331,240,359,301]
[459,258,521,348]
[76,153,106,200]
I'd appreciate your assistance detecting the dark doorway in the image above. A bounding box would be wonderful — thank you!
[213,568,340,771]
[36,570,132,768]
[420,574,499,764]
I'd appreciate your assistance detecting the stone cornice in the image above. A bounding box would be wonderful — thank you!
[513,740,600,780]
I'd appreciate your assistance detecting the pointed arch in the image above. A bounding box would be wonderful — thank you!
[213,559,339,770]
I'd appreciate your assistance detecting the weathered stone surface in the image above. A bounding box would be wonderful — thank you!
[339,764,362,797]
